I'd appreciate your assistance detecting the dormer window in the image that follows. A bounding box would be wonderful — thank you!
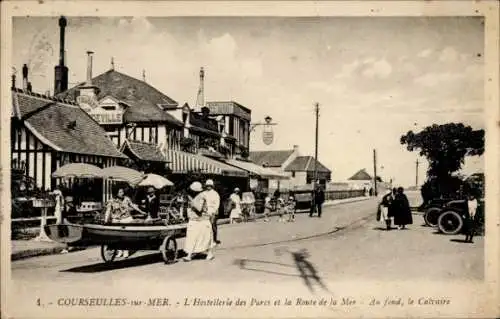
[102,105,116,111]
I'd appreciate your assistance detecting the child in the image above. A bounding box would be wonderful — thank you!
[263,194,272,222]
[276,197,285,222]
[286,196,296,222]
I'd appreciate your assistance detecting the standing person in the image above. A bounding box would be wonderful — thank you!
[393,187,413,230]
[286,196,296,222]
[273,190,285,222]
[52,186,65,224]
[183,182,214,261]
[263,193,272,222]
[203,179,221,245]
[311,186,325,218]
[379,190,395,230]
[464,194,479,243]
[144,187,160,220]
[229,188,242,224]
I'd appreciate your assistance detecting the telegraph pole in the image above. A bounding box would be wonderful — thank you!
[415,158,419,188]
[373,149,378,196]
[313,102,319,185]
[310,102,319,217]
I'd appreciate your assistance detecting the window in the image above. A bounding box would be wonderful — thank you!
[291,171,296,178]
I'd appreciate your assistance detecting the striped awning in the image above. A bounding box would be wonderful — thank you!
[225,159,289,180]
[164,149,248,178]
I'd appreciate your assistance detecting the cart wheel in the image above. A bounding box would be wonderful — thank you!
[100,245,117,263]
[437,210,464,235]
[161,236,177,264]
[424,207,441,227]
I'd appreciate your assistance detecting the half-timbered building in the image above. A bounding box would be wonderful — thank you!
[11,87,127,200]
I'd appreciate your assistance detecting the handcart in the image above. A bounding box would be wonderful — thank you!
[44,220,186,264]
[240,192,256,222]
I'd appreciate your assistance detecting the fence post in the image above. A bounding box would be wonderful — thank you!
[33,206,53,242]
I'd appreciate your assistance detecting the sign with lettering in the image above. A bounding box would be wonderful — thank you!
[89,110,123,125]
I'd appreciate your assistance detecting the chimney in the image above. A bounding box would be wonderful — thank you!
[12,69,16,89]
[22,64,28,91]
[54,16,69,95]
[293,144,299,153]
[195,67,205,111]
[86,51,94,85]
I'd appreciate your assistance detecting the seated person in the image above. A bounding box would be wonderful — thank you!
[104,188,147,224]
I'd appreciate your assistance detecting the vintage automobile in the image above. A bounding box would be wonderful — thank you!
[422,198,456,227]
[436,198,485,235]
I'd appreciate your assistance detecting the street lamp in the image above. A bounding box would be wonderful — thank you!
[250,115,277,132]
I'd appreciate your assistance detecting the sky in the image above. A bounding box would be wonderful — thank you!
[12,16,485,186]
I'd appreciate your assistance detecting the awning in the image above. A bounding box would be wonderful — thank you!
[225,159,289,180]
[164,149,248,178]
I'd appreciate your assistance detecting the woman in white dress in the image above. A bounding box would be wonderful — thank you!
[183,182,215,261]
[229,188,242,224]
[52,187,65,224]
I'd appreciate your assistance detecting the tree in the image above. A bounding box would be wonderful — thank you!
[400,123,484,201]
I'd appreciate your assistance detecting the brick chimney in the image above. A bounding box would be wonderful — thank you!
[22,64,28,91]
[54,16,69,95]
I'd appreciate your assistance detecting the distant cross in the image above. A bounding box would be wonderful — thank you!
[142,69,146,82]
[111,57,115,70]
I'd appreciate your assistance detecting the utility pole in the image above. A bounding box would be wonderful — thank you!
[314,102,319,186]
[416,158,419,188]
[310,102,320,216]
[373,149,378,196]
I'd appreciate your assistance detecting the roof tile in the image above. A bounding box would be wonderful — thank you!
[57,70,182,125]
[14,90,126,158]
[248,150,294,167]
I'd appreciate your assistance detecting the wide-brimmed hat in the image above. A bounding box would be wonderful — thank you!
[205,179,214,187]
[147,187,155,193]
[190,181,203,192]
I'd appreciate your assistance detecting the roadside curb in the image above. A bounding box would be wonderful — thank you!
[11,196,372,261]
[11,245,67,261]
[217,196,372,225]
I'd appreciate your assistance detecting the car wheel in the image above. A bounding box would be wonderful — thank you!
[437,210,464,235]
[424,207,441,227]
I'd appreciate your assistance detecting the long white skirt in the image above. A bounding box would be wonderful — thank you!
[184,219,214,254]
[380,206,389,221]
[230,208,242,219]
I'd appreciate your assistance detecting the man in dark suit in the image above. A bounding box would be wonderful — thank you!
[310,185,325,218]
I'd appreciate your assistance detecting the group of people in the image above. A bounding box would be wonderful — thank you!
[103,187,160,224]
[183,179,221,262]
[378,187,413,230]
[262,191,297,223]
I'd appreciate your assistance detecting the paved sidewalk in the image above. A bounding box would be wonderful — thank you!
[11,196,370,261]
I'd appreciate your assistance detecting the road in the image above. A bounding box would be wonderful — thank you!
[8,193,485,318]
[12,193,482,282]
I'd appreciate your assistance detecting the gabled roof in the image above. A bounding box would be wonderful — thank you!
[56,69,182,126]
[12,89,126,159]
[123,140,166,162]
[248,150,294,167]
[284,156,331,173]
[348,169,372,181]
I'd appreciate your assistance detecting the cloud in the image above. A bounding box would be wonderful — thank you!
[362,59,392,79]
[334,59,361,79]
[418,49,432,58]
[413,72,463,87]
[439,47,459,63]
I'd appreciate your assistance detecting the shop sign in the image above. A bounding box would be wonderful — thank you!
[89,110,123,125]
[262,125,274,145]
[249,178,259,190]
